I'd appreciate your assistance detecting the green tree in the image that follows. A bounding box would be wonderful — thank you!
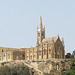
[62,60,75,75]
[65,53,71,58]
[0,65,30,75]
[0,66,11,75]
[22,66,30,75]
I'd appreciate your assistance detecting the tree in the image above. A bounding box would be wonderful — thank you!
[0,66,11,75]
[65,53,71,58]
[23,66,30,75]
[0,65,30,75]
[62,59,75,75]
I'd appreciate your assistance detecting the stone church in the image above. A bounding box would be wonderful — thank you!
[0,17,71,75]
[0,17,65,62]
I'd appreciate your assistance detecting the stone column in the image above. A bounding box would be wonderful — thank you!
[1,55,2,61]
[5,54,6,61]
[24,50,26,60]
[64,46,65,59]
[6,53,7,61]
[47,43,48,59]
[10,52,13,61]
[33,49,34,60]
[37,46,38,59]
[29,50,30,60]
[53,45,55,58]
[42,43,43,59]
[25,50,27,60]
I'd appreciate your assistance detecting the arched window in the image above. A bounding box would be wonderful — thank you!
[2,50,3,52]
[39,51,42,56]
[8,54,10,59]
[42,33,43,37]
[4,55,5,60]
[49,49,51,54]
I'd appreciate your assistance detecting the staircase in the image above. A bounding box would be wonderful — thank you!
[21,60,44,75]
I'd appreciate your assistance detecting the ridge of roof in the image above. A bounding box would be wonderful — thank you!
[42,36,59,44]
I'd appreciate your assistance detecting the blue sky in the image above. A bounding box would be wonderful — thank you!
[0,0,75,54]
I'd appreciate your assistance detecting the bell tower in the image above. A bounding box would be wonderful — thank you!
[37,17,45,46]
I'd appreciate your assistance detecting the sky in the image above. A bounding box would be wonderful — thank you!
[0,0,75,54]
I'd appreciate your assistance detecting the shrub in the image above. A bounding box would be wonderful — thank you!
[0,65,30,75]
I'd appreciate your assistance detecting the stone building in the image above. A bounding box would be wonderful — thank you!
[0,17,65,62]
[25,17,65,61]
[0,17,69,75]
[0,47,25,62]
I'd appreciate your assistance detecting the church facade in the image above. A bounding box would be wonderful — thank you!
[0,17,65,62]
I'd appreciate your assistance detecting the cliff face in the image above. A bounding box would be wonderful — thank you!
[0,59,71,75]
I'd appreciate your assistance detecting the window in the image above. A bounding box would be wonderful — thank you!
[42,33,43,37]
[49,49,51,54]
[40,51,42,56]
[22,54,25,59]
[8,54,10,59]
[20,55,22,59]
[2,50,3,52]
[16,55,18,60]
[4,55,5,60]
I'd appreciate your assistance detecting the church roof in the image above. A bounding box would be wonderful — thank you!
[42,35,59,44]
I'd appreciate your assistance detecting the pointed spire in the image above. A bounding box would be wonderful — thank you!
[37,25,38,29]
[62,38,64,46]
[39,16,42,28]
[44,25,45,30]
[57,34,59,38]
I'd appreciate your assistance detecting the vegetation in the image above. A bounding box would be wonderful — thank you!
[62,60,75,75]
[62,70,75,75]
[0,65,30,75]
[62,50,75,75]
[65,50,75,59]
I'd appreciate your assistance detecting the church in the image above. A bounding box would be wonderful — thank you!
[0,17,72,75]
[0,17,65,62]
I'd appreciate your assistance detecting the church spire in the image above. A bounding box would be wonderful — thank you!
[37,17,45,46]
[62,38,64,46]
[39,16,42,29]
